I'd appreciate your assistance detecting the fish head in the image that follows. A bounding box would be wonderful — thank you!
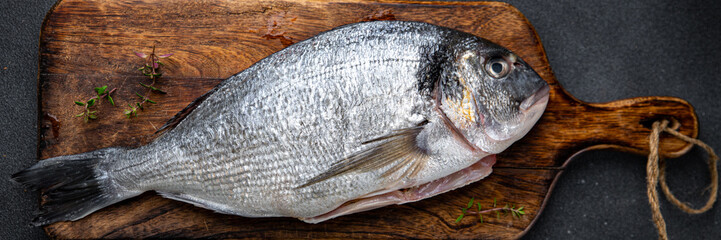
[439,42,549,154]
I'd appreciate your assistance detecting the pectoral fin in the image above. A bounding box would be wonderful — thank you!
[298,125,430,188]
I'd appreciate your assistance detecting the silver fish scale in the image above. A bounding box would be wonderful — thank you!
[108,22,478,218]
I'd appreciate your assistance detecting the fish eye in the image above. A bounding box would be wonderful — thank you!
[485,58,510,78]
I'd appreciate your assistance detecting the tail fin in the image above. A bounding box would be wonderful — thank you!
[12,147,137,226]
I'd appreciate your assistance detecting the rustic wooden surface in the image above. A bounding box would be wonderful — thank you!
[36,0,697,239]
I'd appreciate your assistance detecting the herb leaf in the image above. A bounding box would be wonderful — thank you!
[139,82,166,94]
[134,51,147,58]
[95,86,108,95]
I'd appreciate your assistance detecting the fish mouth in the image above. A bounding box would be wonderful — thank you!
[519,84,550,111]
[480,84,548,144]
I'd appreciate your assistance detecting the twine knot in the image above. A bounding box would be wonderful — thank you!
[647,119,718,240]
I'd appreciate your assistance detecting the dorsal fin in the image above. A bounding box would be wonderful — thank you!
[155,81,228,135]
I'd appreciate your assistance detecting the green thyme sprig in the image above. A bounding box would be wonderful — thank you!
[74,86,116,122]
[126,46,172,118]
[123,92,156,118]
[455,197,526,223]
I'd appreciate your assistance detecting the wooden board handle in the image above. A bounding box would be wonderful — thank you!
[580,96,697,157]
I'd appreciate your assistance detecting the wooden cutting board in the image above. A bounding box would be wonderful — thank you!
[36,0,697,239]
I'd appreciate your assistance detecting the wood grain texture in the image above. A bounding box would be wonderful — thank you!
[36,0,697,239]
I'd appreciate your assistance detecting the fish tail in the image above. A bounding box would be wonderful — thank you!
[11,147,139,226]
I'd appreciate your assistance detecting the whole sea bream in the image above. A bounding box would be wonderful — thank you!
[13,21,549,225]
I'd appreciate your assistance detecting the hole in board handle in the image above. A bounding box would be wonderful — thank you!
[640,115,680,131]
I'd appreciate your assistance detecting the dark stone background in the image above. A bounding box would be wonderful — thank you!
[1,0,719,239]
